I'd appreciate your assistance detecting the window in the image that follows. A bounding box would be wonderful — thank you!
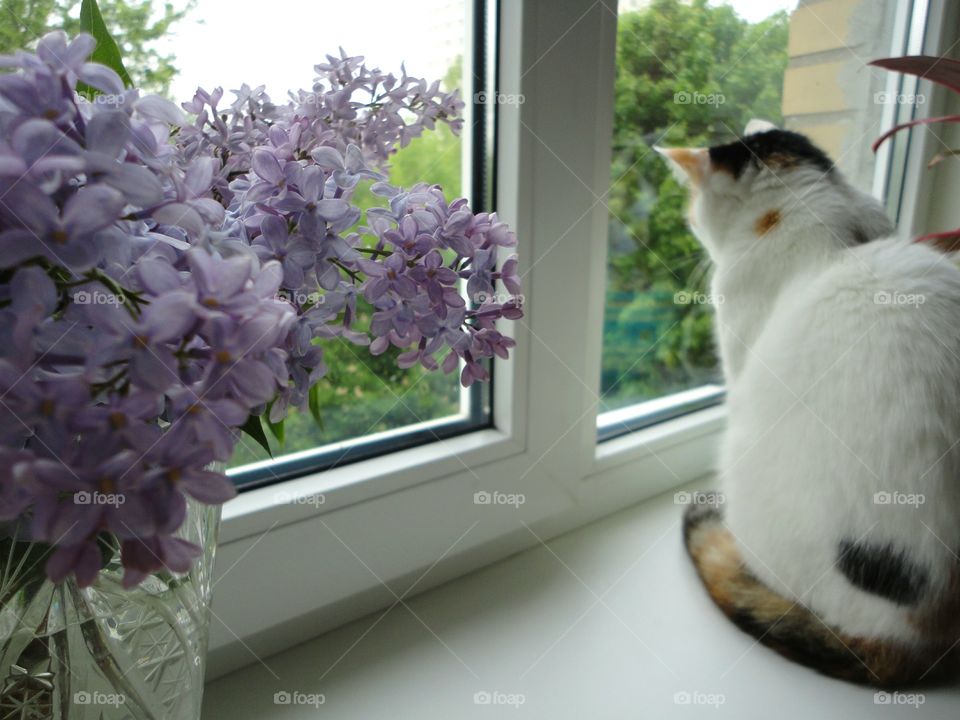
[135,0,498,486]
[4,0,952,682]
[598,0,927,440]
[103,0,949,678]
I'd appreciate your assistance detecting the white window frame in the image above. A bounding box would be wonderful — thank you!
[206,0,957,680]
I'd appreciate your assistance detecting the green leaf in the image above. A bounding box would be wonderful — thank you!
[265,403,285,446]
[78,0,134,94]
[239,415,273,458]
[95,531,120,567]
[308,383,325,430]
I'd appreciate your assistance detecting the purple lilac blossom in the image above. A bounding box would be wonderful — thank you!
[0,33,522,588]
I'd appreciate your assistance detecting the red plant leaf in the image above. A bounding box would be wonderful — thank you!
[871,114,960,152]
[914,229,960,253]
[870,56,960,93]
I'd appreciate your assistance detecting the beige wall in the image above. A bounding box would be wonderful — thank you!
[781,0,900,192]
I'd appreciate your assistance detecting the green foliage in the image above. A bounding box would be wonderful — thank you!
[0,0,57,53]
[239,415,272,458]
[602,0,789,408]
[265,402,285,445]
[229,339,461,467]
[0,0,193,95]
[78,0,132,91]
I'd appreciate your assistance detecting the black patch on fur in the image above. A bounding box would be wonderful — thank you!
[837,539,928,606]
[709,129,834,179]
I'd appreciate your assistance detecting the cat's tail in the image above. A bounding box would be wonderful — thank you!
[682,493,956,688]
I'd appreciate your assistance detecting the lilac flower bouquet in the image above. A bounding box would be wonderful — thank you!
[0,31,522,593]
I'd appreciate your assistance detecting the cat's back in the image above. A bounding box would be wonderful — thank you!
[841,235,960,315]
[752,236,960,392]
[729,236,960,484]
[802,237,960,375]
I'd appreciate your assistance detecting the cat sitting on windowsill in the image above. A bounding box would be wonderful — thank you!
[659,120,960,688]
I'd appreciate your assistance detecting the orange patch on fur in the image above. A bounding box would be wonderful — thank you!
[764,152,799,169]
[755,209,781,236]
[658,147,708,186]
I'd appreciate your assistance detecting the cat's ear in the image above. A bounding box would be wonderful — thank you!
[654,146,709,187]
[744,118,778,135]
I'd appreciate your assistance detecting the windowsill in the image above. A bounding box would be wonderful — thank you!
[218,426,523,545]
[203,481,959,718]
[217,401,723,547]
[593,402,725,474]
[596,384,725,442]
[225,409,482,488]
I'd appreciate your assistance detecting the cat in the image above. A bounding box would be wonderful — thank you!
[658,119,960,687]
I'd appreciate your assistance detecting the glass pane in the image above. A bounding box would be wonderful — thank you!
[601,0,907,419]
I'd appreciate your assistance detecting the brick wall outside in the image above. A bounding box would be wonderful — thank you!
[782,0,900,192]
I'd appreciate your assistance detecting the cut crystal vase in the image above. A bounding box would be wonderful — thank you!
[0,500,220,720]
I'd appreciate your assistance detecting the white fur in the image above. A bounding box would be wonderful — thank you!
[673,148,960,644]
[744,118,778,135]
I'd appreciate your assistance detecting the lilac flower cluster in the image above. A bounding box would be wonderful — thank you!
[0,34,522,587]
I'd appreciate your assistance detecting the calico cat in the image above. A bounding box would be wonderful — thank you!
[658,120,960,687]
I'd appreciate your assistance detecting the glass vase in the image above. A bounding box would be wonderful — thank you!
[0,500,220,720]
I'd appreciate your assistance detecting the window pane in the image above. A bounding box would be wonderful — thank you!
[135,0,476,472]
[601,0,909,427]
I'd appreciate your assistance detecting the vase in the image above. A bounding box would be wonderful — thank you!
[0,499,221,720]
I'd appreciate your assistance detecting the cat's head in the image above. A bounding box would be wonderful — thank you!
[655,120,893,261]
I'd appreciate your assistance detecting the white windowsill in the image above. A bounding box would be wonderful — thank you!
[218,398,724,546]
[205,401,724,680]
[226,410,474,480]
[203,481,960,718]
[219,425,523,545]
[596,384,724,435]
